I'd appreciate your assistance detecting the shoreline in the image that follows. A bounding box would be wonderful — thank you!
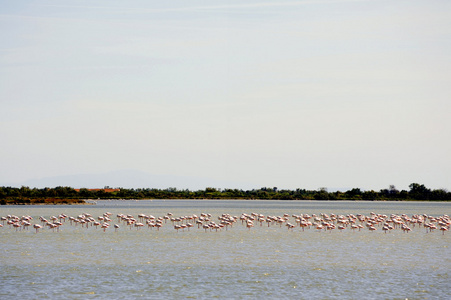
[2,198,450,205]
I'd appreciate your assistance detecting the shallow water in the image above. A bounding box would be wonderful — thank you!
[1,200,450,299]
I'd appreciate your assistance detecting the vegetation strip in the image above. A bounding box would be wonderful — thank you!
[1,183,450,205]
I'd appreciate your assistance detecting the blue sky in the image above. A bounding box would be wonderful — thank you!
[1,0,450,191]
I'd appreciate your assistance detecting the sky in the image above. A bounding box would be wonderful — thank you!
[1,0,450,191]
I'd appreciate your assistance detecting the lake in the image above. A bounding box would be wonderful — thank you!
[1,200,450,299]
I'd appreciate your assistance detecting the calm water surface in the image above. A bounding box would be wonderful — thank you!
[1,200,450,299]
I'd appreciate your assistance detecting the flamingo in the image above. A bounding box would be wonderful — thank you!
[33,224,43,233]
[101,223,109,232]
[2,211,451,238]
[246,220,254,230]
[286,223,295,231]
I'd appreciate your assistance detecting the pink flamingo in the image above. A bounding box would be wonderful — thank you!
[101,223,109,232]
[33,224,43,233]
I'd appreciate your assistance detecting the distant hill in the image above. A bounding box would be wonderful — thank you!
[11,169,254,190]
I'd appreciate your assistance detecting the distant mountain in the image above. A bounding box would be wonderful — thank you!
[12,170,255,191]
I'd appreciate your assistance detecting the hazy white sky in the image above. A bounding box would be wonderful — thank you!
[1,0,450,191]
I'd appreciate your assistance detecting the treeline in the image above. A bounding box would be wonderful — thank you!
[0,183,450,204]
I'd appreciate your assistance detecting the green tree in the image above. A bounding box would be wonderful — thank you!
[345,188,362,199]
[408,183,431,200]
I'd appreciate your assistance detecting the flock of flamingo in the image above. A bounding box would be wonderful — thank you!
[1,211,450,235]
